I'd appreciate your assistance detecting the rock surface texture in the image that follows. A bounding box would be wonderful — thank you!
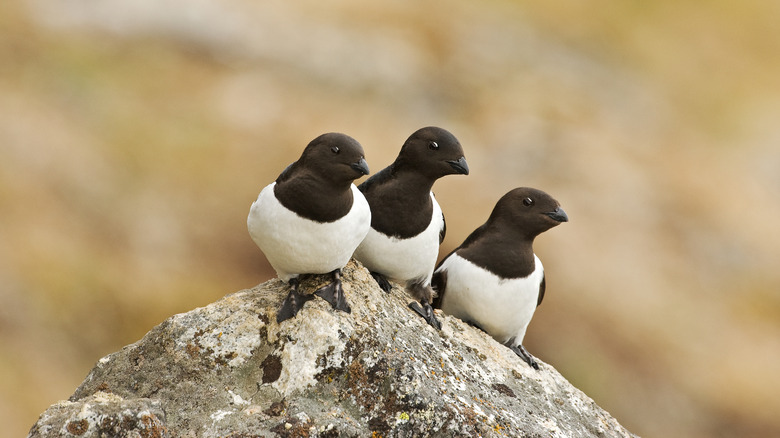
[29,260,636,437]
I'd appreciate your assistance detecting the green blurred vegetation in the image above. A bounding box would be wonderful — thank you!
[2,1,779,437]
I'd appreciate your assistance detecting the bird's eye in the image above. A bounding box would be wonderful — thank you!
[428,141,439,150]
[522,197,534,207]
[331,146,340,154]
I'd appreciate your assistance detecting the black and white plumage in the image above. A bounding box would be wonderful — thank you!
[247,133,371,323]
[432,187,568,369]
[353,126,469,329]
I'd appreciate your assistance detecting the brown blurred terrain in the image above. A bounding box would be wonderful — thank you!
[2,1,779,437]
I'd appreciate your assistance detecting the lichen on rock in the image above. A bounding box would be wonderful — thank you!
[28,392,168,438]
[28,260,636,437]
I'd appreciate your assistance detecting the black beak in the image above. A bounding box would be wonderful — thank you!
[446,157,469,175]
[545,207,569,223]
[351,158,370,176]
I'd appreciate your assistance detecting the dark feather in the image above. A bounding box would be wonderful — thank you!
[431,269,448,309]
[537,273,546,307]
[358,162,435,238]
[439,212,446,244]
[357,164,394,193]
[275,162,296,184]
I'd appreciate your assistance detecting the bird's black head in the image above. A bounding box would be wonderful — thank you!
[298,132,369,184]
[395,126,469,179]
[490,187,568,238]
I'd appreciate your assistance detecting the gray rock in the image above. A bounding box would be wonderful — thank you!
[27,392,168,437]
[29,260,636,437]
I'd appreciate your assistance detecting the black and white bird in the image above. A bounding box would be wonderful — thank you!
[353,126,469,329]
[432,187,568,369]
[247,133,371,323]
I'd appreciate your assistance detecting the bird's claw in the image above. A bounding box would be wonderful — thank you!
[409,301,442,330]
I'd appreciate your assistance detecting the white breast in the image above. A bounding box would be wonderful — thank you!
[353,192,443,286]
[247,183,371,281]
[437,253,544,346]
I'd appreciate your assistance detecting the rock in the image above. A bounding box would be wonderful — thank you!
[28,260,636,437]
[27,392,168,437]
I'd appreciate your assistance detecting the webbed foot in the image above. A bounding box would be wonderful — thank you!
[408,301,442,330]
[507,343,539,370]
[277,278,314,323]
[370,271,393,293]
[314,270,351,313]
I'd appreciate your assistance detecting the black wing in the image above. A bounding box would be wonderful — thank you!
[275,161,296,184]
[357,163,394,193]
[431,191,446,243]
[431,268,448,309]
[439,211,446,244]
[537,273,546,307]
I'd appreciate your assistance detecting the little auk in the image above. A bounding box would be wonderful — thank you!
[247,133,371,323]
[353,126,469,329]
[432,187,568,369]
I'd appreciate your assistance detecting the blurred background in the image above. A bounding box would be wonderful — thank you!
[2,1,779,436]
